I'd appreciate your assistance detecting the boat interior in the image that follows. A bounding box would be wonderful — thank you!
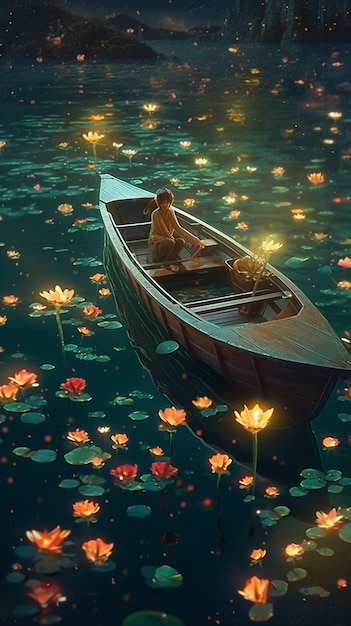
[105,197,301,325]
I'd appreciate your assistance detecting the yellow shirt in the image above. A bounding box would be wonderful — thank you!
[148,207,201,247]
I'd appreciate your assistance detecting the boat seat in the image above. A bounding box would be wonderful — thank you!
[186,290,284,315]
[145,255,225,278]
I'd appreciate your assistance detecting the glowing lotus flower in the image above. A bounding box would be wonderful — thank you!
[73,500,100,520]
[260,240,283,255]
[322,436,340,449]
[26,525,71,554]
[111,433,128,447]
[238,575,269,603]
[192,396,213,409]
[8,369,38,389]
[90,273,106,283]
[143,102,159,114]
[234,404,273,434]
[91,456,105,469]
[26,581,63,609]
[0,316,7,325]
[82,537,114,565]
[110,464,138,485]
[89,114,105,122]
[77,326,94,336]
[7,250,21,259]
[39,285,74,307]
[179,141,192,148]
[285,543,304,558]
[2,295,19,305]
[250,548,266,563]
[67,428,90,445]
[265,486,280,497]
[0,384,18,402]
[82,131,105,144]
[307,172,325,185]
[151,461,178,481]
[158,406,186,429]
[315,507,344,529]
[60,377,87,395]
[271,166,285,176]
[83,305,102,318]
[57,203,73,215]
[337,280,351,290]
[209,453,232,474]
[98,288,111,297]
[194,157,208,167]
[338,257,351,268]
[0,141,7,149]
[239,476,254,489]
[149,446,164,457]
[97,426,110,435]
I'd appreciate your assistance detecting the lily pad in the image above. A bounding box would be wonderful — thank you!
[300,468,324,478]
[127,505,152,518]
[268,580,288,597]
[40,363,56,370]
[59,479,81,489]
[13,447,33,458]
[3,402,32,413]
[316,547,334,556]
[97,321,122,329]
[20,412,46,424]
[289,486,309,497]
[286,568,307,582]
[248,603,274,622]
[300,477,325,489]
[156,340,179,354]
[78,484,105,497]
[31,449,57,463]
[128,411,150,421]
[338,522,351,543]
[64,445,104,465]
[305,526,327,539]
[152,565,183,589]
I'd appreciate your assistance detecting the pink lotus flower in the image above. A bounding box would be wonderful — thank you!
[110,464,138,485]
[151,461,178,481]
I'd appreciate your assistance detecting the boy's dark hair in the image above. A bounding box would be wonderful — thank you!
[155,188,174,206]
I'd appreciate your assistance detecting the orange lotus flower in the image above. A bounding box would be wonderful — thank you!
[2,295,19,305]
[234,403,273,433]
[97,425,110,435]
[0,383,18,402]
[83,305,102,318]
[315,507,344,529]
[90,273,106,283]
[77,326,94,336]
[250,548,266,563]
[82,131,105,144]
[39,285,74,307]
[111,433,128,447]
[67,428,90,445]
[239,475,254,489]
[7,250,21,259]
[284,543,304,558]
[0,316,7,325]
[82,537,114,565]
[57,203,73,215]
[110,464,138,485]
[209,453,232,474]
[91,456,105,469]
[265,486,280,497]
[98,288,111,297]
[72,500,100,520]
[191,396,213,409]
[338,257,351,268]
[26,581,62,609]
[60,377,87,395]
[158,406,186,429]
[151,461,178,481]
[338,280,351,290]
[322,436,340,449]
[149,446,165,457]
[307,171,325,185]
[26,525,71,554]
[8,369,38,389]
[238,575,269,603]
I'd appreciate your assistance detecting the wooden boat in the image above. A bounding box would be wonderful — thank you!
[99,173,351,420]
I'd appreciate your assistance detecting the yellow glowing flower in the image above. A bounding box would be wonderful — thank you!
[179,141,191,148]
[26,526,71,554]
[149,446,165,457]
[234,403,273,433]
[91,456,105,469]
[260,240,283,254]
[239,476,254,489]
[271,167,285,176]
[0,316,7,325]
[315,507,344,529]
[98,288,111,297]
[307,172,325,185]
[97,426,110,435]
[284,543,304,558]
[250,548,266,563]
[0,384,18,402]
[77,326,94,336]
[338,280,351,290]
[143,103,159,114]
[0,141,7,149]
[238,575,269,603]
[6,250,21,259]
[265,486,280,497]
[67,428,90,445]
[82,537,114,565]
[39,285,74,307]
[57,203,73,215]
[2,295,19,305]
[194,158,208,166]
[209,453,232,474]
[89,114,105,122]
[82,131,105,144]
[158,406,187,428]
[72,500,100,520]
[322,436,340,449]
[90,273,106,283]
[191,396,213,410]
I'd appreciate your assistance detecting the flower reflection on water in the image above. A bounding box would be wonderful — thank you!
[2,42,351,626]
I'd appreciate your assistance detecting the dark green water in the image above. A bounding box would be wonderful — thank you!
[1,42,351,625]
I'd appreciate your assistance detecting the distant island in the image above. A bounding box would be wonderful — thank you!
[1,0,351,62]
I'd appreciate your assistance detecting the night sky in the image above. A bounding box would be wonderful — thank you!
[61,0,227,28]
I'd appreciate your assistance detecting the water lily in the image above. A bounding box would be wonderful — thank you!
[235,404,274,495]
[26,525,71,555]
[238,575,269,603]
[26,580,63,609]
[61,377,87,395]
[39,285,75,349]
[338,257,351,268]
[322,436,340,449]
[0,383,18,403]
[82,537,114,565]
[250,548,266,569]
[307,171,325,185]
[111,433,128,457]
[2,295,19,305]
[192,396,213,409]
[150,461,178,481]
[83,305,102,318]
[73,500,100,523]
[8,369,38,389]
[158,406,186,460]
[67,428,90,445]
[82,131,105,161]
[110,464,138,485]
[0,316,7,325]
[315,507,344,529]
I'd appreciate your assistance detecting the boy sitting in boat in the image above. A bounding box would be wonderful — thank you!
[146,188,205,265]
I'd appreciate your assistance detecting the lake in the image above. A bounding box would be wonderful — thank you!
[1,40,351,626]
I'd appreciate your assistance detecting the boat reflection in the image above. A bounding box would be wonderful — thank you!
[105,240,329,519]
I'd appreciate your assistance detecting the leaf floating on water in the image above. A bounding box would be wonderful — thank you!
[3,402,32,413]
[128,411,150,421]
[338,522,351,543]
[152,565,183,589]
[284,256,310,268]
[88,411,106,419]
[31,449,57,463]
[20,412,46,424]
[78,484,105,497]
[13,447,33,458]
[286,568,307,582]
[59,479,81,489]
[156,340,179,355]
[316,547,334,556]
[248,603,274,622]
[300,468,324,478]
[127,505,152,518]
[97,321,122,329]
[289,486,309,497]
[64,445,104,465]
[40,363,56,370]
[268,580,288,597]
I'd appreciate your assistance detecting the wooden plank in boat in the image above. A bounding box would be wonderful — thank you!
[145,255,225,278]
